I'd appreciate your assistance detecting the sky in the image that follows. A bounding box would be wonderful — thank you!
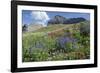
[22,10,90,26]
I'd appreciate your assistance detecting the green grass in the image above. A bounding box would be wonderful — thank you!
[22,22,90,62]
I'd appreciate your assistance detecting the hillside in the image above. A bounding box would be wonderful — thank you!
[33,22,82,33]
[22,16,87,32]
[28,24,43,32]
[22,21,90,62]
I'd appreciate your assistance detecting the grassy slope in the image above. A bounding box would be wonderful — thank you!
[22,22,90,62]
[22,23,80,49]
[34,24,74,32]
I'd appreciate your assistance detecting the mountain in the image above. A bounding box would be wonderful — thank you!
[63,17,86,24]
[48,15,66,25]
[48,15,86,25]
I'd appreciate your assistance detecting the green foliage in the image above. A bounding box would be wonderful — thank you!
[22,22,90,62]
[80,21,90,36]
[30,50,49,61]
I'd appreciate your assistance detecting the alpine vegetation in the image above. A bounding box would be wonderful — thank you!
[22,10,90,62]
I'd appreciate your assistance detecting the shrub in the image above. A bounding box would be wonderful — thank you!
[22,24,28,32]
[80,22,90,36]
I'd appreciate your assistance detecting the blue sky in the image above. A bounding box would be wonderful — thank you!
[22,10,90,25]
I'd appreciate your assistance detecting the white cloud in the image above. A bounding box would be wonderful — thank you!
[31,11,50,27]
